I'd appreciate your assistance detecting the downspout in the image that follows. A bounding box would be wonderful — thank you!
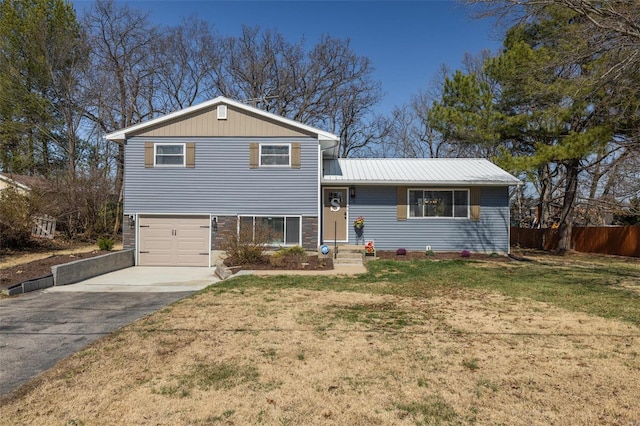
[317,143,322,248]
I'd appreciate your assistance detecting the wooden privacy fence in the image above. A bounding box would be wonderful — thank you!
[511,226,640,258]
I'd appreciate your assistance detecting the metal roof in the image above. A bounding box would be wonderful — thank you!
[322,158,521,186]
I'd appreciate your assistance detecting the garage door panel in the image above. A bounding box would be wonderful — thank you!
[139,234,173,251]
[138,215,210,267]
[139,252,175,266]
[175,253,210,267]
[176,241,209,252]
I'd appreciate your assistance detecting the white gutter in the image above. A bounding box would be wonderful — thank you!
[320,180,522,186]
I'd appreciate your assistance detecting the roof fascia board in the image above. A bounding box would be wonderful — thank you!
[0,174,31,191]
[105,96,339,142]
[320,180,520,186]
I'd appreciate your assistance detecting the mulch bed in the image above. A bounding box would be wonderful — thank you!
[375,250,514,262]
[0,251,110,289]
[225,255,333,271]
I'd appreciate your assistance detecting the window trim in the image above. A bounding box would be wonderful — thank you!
[154,143,186,167]
[259,143,291,167]
[237,215,302,246]
[407,188,470,219]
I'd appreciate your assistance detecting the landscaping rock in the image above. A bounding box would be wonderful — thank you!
[215,261,233,280]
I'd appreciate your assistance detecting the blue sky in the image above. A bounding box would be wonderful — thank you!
[72,0,503,115]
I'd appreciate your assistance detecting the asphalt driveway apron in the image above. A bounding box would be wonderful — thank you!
[0,267,217,397]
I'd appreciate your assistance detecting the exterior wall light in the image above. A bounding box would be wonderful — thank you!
[350,186,356,198]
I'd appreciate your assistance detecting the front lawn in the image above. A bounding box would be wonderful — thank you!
[2,254,639,425]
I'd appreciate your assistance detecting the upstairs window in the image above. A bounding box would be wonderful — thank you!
[144,142,194,168]
[260,144,290,166]
[155,143,185,166]
[409,189,469,218]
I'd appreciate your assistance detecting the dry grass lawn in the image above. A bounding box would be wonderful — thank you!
[0,242,121,269]
[1,254,640,425]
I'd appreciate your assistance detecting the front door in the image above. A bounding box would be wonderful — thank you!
[323,188,348,242]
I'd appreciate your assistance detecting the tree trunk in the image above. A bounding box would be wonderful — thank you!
[556,160,580,254]
[585,157,603,226]
[537,164,552,228]
[112,142,125,236]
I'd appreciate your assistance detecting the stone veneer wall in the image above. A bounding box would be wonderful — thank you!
[122,217,135,250]
[211,216,238,250]
[301,216,318,250]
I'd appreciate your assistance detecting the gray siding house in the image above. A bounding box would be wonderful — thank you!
[106,97,520,267]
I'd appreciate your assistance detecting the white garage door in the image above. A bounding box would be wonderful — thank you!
[138,215,210,266]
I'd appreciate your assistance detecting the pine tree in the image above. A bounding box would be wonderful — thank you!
[429,7,626,252]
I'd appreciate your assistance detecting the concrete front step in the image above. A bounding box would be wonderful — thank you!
[338,244,365,250]
[335,250,365,266]
[336,251,363,259]
[320,245,366,266]
[334,260,365,266]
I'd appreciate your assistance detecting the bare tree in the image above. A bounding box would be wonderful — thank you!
[379,51,499,160]
[82,0,162,234]
[155,16,221,111]
[209,27,385,157]
[212,26,303,112]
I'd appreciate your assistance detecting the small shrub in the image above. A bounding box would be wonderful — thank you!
[97,236,115,251]
[425,249,435,257]
[280,245,306,256]
[461,250,471,258]
[219,224,275,265]
[489,252,499,258]
[269,251,286,267]
[270,245,307,268]
[396,248,407,256]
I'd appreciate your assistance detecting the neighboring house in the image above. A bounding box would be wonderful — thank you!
[0,173,41,194]
[0,172,56,239]
[106,96,520,267]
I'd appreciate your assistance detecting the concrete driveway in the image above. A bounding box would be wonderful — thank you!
[0,267,218,397]
[46,266,219,293]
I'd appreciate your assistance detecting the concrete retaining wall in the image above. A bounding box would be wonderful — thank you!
[52,249,135,286]
[4,275,54,296]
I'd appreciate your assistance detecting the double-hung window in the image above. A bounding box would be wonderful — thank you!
[409,189,469,218]
[260,144,290,166]
[155,143,185,166]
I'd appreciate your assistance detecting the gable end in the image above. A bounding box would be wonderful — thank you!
[130,105,315,139]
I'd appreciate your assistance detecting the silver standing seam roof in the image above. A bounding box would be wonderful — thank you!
[322,158,521,186]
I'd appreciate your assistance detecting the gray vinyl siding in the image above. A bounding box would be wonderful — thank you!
[346,186,510,253]
[124,137,318,216]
